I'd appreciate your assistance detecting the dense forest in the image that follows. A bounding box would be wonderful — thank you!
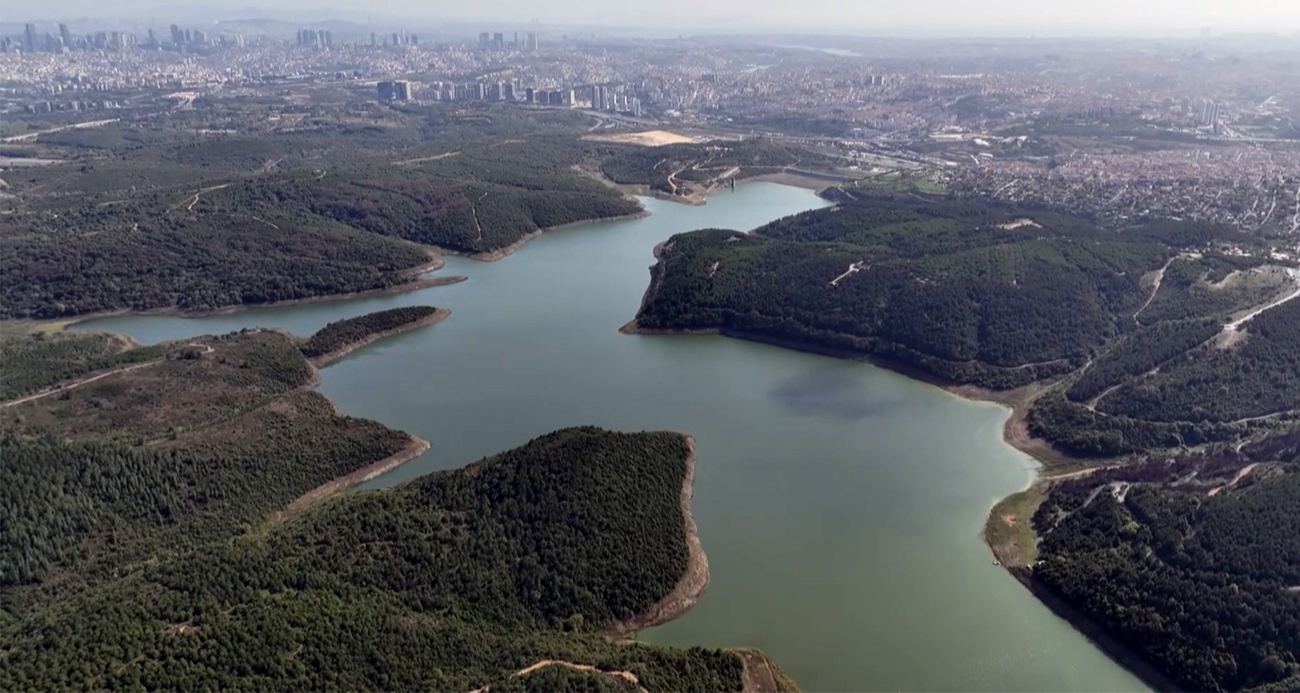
[0,108,652,319]
[635,194,1178,389]
[216,138,644,255]
[0,213,433,319]
[0,331,165,399]
[1032,433,1300,691]
[0,428,745,691]
[1064,318,1221,403]
[300,306,443,359]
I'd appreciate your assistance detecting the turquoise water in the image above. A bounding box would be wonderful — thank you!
[77,182,1145,692]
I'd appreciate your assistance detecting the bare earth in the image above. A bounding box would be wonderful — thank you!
[732,648,800,693]
[583,130,700,147]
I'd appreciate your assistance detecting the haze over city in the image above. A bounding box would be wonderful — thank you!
[5,0,1300,35]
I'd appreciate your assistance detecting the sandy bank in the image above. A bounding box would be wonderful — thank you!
[309,308,450,368]
[268,434,430,526]
[604,435,709,636]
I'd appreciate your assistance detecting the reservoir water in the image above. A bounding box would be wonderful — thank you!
[76,182,1145,692]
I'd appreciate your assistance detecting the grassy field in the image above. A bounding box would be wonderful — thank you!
[985,484,1049,567]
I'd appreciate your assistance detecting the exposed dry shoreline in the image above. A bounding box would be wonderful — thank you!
[604,435,709,637]
[268,434,431,526]
[731,648,800,693]
[431,210,652,263]
[307,308,451,368]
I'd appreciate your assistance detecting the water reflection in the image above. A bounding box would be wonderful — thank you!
[770,366,903,420]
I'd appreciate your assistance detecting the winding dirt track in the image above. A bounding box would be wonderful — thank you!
[1,360,160,408]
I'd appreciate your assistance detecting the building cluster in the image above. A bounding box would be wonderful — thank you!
[378,77,641,116]
[4,22,138,53]
[369,32,420,47]
[377,79,414,101]
[949,148,1300,234]
[2,23,1296,237]
[297,29,333,49]
[478,31,539,51]
[2,20,248,56]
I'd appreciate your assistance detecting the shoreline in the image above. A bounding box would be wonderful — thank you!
[1004,567,1180,692]
[267,434,432,526]
[731,648,800,693]
[431,210,653,263]
[620,320,1080,466]
[8,257,465,332]
[604,434,709,637]
[617,253,1167,688]
[308,308,451,368]
[620,321,1175,690]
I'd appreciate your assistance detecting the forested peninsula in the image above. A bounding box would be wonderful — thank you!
[626,187,1300,691]
[299,305,449,366]
[0,312,775,691]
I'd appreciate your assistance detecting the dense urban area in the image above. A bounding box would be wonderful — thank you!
[1,13,1298,693]
[3,21,1299,236]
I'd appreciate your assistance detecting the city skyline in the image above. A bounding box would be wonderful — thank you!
[3,0,1300,37]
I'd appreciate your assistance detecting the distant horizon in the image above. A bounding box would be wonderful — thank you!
[3,1,1300,40]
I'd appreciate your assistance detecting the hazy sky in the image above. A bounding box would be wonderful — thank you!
[6,0,1300,36]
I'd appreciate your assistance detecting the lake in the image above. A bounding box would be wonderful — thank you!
[76,182,1145,692]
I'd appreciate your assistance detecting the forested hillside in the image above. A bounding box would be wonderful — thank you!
[1031,298,1300,456]
[0,212,434,319]
[0,105,649,320]
[634,194,1177,389]
[1031,432,1300,692]
[300,305,444,359]
[213,137,644,255]
[1,321,757,690]
[1,330,312,442]
[0,428,745,691]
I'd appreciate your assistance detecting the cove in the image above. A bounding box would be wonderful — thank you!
[74,182,1145,692]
